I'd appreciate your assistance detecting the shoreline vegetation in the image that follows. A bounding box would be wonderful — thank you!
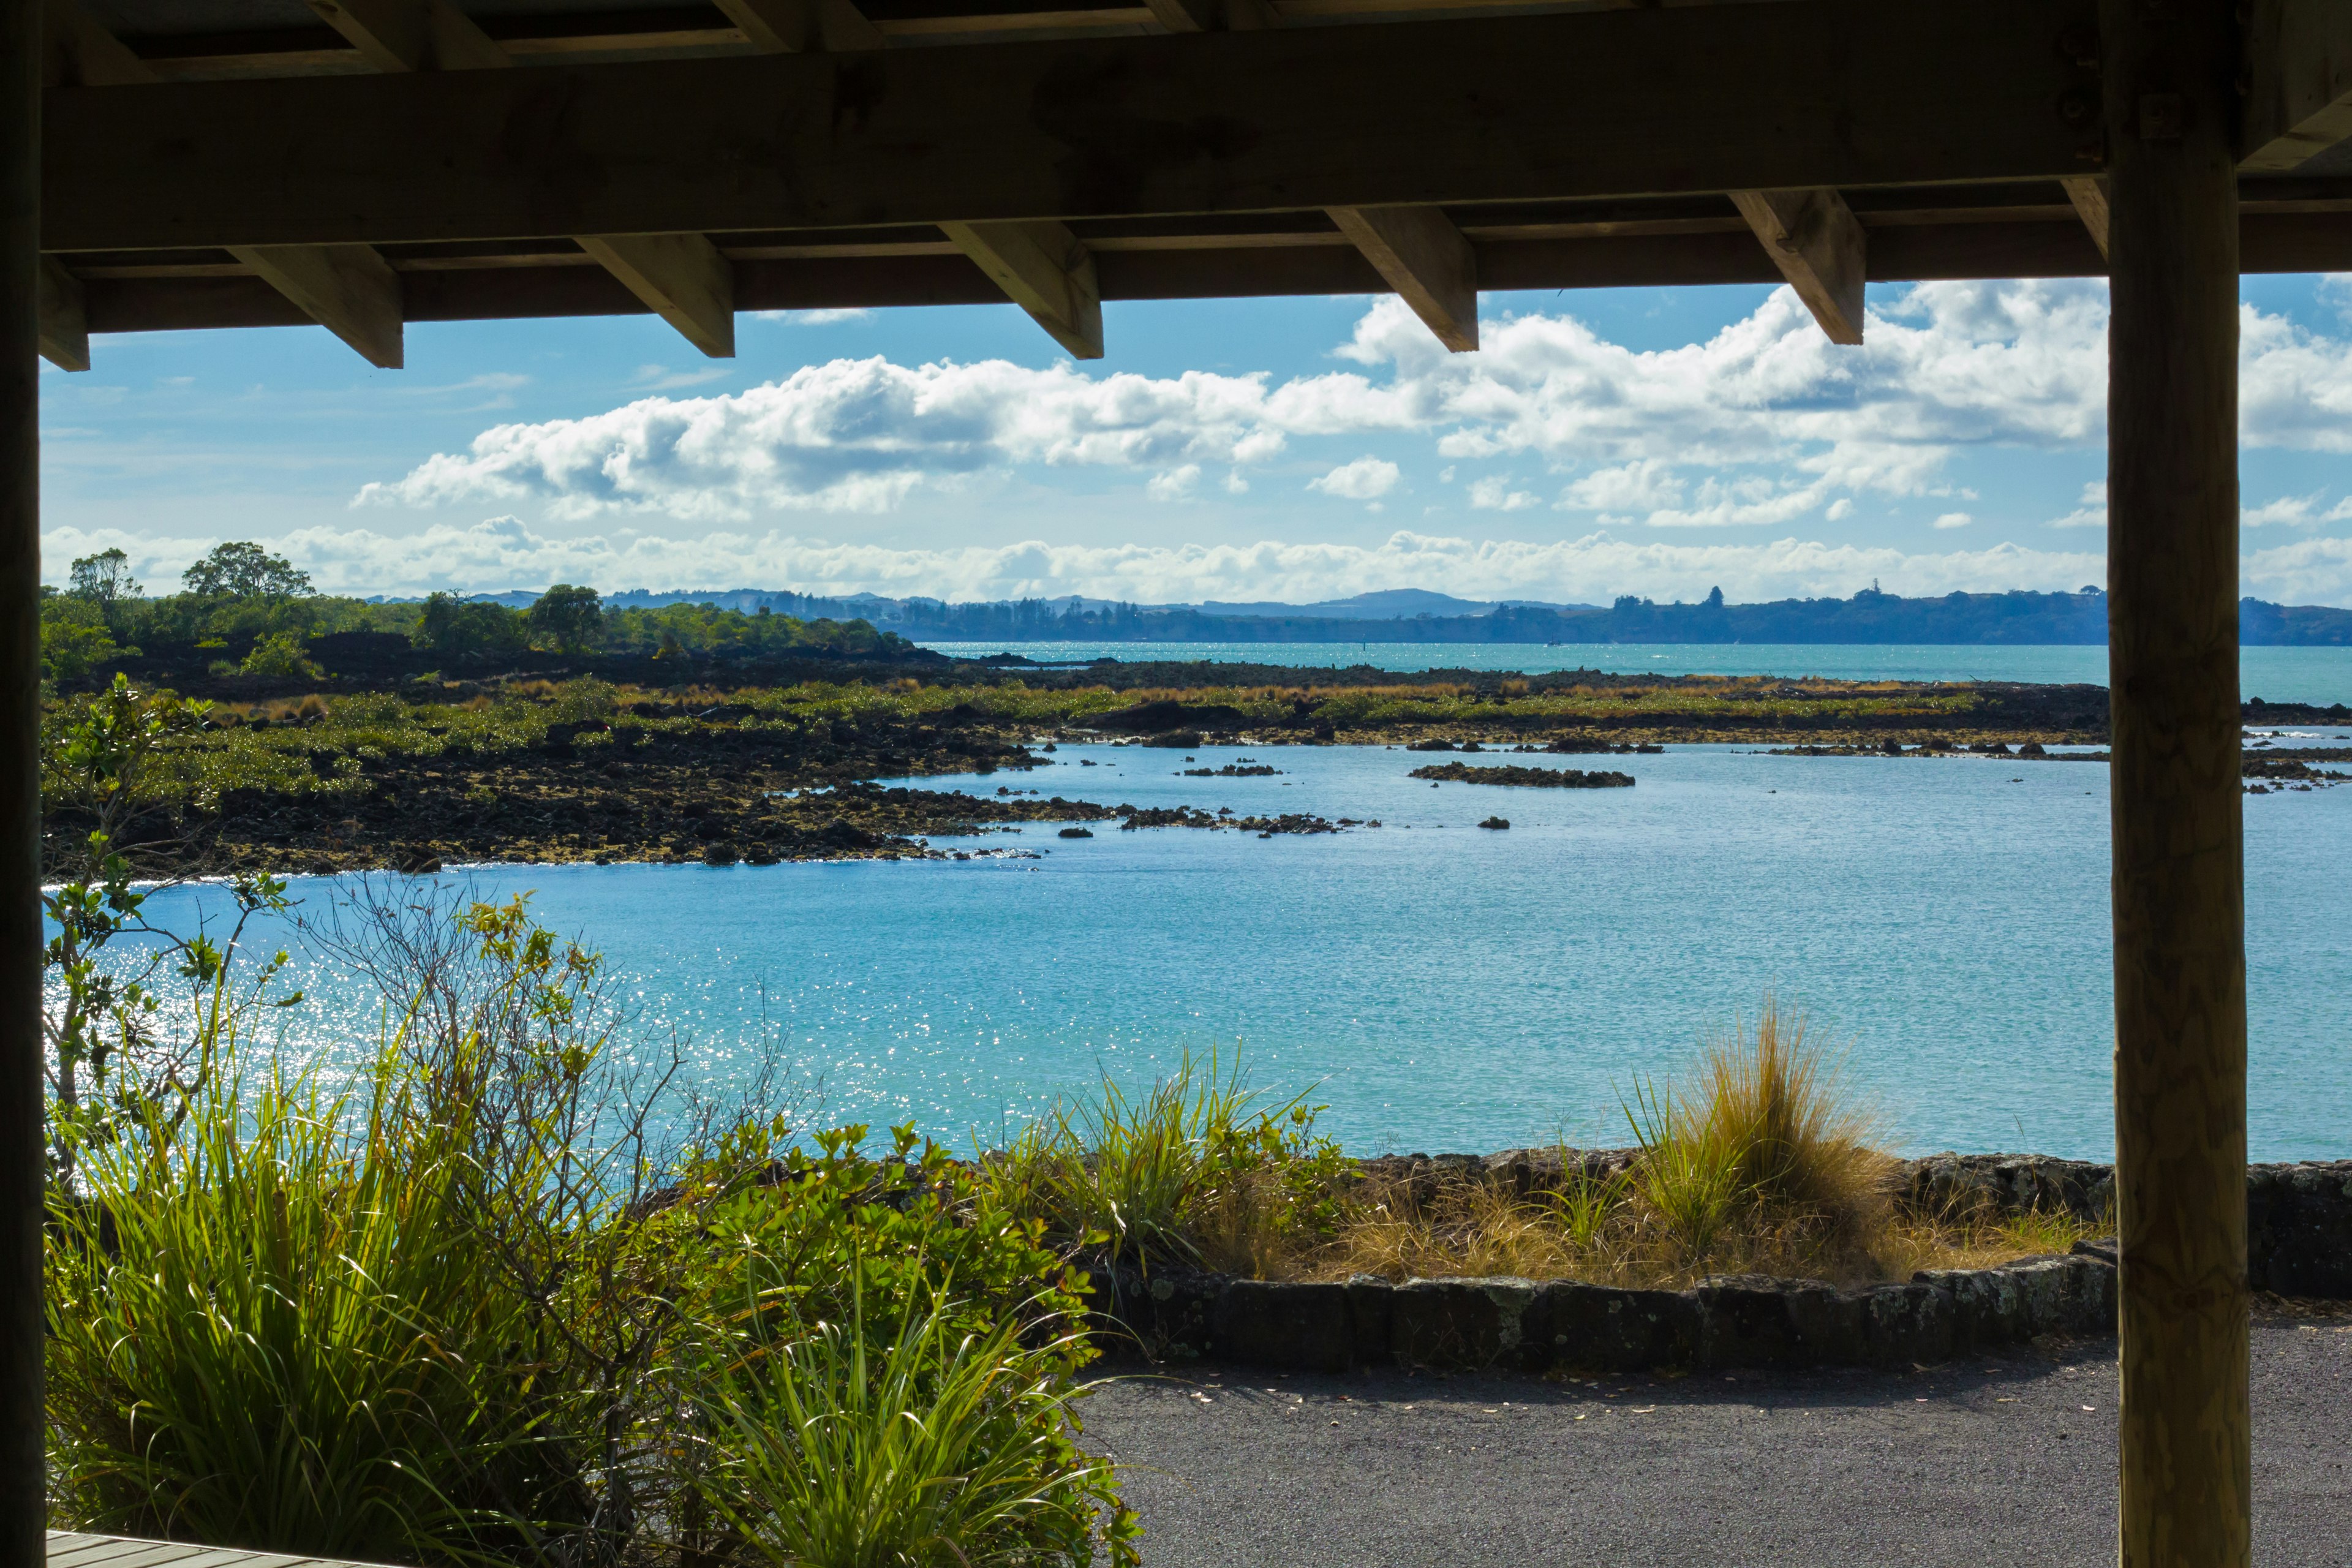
[37,551,2350,876]
[42,804,2089,1561]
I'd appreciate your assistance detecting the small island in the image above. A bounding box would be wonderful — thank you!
[1409,763,1637,788]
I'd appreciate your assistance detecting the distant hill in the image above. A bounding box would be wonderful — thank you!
[405,585,2352,646]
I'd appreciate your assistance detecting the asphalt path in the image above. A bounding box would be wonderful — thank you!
[1080,1314,2352,1567]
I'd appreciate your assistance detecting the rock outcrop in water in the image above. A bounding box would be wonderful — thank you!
[1409,763,1636,788]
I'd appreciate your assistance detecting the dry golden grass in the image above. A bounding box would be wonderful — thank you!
[1273,1002,2094,1291]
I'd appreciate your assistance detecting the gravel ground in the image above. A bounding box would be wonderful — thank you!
[1080,1314,2352,1567]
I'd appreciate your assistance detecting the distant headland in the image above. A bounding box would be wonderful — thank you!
[431,584,2352,647]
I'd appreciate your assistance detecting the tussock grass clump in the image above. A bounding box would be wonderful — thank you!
[983,1050,1346,1278]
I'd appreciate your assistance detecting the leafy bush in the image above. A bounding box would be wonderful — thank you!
[239,631,320,678]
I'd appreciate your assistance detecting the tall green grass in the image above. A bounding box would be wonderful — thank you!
[690,1275,1137,1568]
[984,1050,1344,1276]
[48,889,1130,1566]
[46,1054,552,1559]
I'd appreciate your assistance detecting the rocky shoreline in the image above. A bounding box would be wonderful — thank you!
[52,660,2351,879]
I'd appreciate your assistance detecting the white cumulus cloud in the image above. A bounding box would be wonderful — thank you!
[1308,457,1401,501]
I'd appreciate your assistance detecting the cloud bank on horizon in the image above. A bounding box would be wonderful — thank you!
[44,277,2352,605]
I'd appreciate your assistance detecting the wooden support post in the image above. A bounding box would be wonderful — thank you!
[0,6,42,1568]
[2102,2,2249,1566]
[1730,187,1866,344]
[2060,175,2111,260]
[1327,205,1479,351]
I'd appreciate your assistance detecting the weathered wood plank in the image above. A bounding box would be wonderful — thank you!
[46,1534,388,1568]
[39,1,2100,252]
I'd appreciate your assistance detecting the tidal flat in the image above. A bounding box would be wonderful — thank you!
[45,658,2346,877]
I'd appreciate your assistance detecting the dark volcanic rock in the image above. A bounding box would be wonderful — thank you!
[1410,763,1635,789]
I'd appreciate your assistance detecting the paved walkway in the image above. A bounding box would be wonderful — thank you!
[1082,1315,2352,1567]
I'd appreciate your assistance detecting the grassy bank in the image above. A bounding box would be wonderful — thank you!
[980,1011,2098,1294]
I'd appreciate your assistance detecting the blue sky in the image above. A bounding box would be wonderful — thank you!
[36,272,2352,606]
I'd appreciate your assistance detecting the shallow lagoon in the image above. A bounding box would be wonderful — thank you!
[148,737,2352,1166]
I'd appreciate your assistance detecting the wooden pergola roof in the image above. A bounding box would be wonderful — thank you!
[34,0,2352,369]
[8,6,2351,1568]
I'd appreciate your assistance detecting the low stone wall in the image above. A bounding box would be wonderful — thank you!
[1903,1154,2352,1298]
[1083,1152,2352,1374]
[1092,1251,2119,1374]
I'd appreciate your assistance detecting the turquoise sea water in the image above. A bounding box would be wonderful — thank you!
[136,737,2352,1166]
[918,641,2352,706]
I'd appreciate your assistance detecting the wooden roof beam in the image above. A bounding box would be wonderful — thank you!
[1731,186,1866,345]
[38,258,89,372]
[940,221,1104,358]
[309,0,737,358]
[39,3,2113,251]
[1145,0,1280,31]
[1327,205,1477,351]
[227,243,404,366]
[45,1,411,366]
[2242,0,2352,172]
[724,0,1092,356]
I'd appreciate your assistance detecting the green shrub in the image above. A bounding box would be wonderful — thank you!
[239,631,318,678]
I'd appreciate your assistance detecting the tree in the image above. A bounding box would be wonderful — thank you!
[416,592,528,658]
[529,584,604,653]
[69,549,143,628]
[183,540,313,599]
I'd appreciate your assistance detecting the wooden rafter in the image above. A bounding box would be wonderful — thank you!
[939,221,1104,358]
[712,0,888,52]
[1327,205,1477,351]
[574,233,736,357]
[40,2,2103,254]
[1730,187,1866,345]
[300,0,511,72]
[718,0,1098,354]
[1144,0,1280,30]
[228,243,404,367]
[43,0,417,367]
[2060,175,2110,260]
[2242,0,2352,172]
[37,257,89,371]
[304,0,738,358]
